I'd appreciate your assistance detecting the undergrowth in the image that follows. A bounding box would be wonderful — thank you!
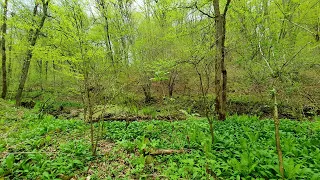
[0,100,319,179]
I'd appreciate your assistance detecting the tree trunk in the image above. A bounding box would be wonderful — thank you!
[272,89,285,179]
[15,1,49,106]
[16,51,33,106]
[7,35,12,90]
[38,60,43,91]
[96,0,115,66]
[213,0,231,121]
[45,60,48,81]
[1,0,8,99]
[142,83,152,103]
[168,70,177,97]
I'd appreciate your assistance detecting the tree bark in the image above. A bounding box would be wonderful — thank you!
[16,0,49,106]
[38,60,43,91]
[213,0,231,121]
[168,70,177,97]
[1,0,8,99]
[142,82,152,103]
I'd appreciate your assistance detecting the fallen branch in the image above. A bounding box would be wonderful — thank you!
[147,149,188,156]
[92,115,187,123]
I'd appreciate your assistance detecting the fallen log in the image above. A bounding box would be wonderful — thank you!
[92,114,186,122]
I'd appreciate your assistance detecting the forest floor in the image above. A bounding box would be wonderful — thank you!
[1,100,320,179]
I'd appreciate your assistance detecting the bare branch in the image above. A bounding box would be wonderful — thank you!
[282,19,316,36]
[280,42,311,71]
[258,41,274,74]
[194,2,214,18]
[223,0,232,17]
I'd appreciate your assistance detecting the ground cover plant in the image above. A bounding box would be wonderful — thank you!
[1,102,319,179]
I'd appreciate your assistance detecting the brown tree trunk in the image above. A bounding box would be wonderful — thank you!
[45,60,48,81]
[168,70,177,97]
[7,35,12,90]
[1,0,8,99]
[38,60,43,91]
[15,0,49,106]
[142,83,152,103]
[273,89,285,179]
[213,0,231,121]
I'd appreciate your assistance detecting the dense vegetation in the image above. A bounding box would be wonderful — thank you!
[0,0,319,179]
[1,101,320,179]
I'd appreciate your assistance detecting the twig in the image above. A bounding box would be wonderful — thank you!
[147,149,189,156]
[194,2,214,18]
[258,41,274,74]
[280,42,311,71]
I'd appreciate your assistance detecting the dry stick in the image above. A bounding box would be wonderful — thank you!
[147,149,187,156]
[272,89,285,179]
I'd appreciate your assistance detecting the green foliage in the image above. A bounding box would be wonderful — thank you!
[102,116,320,179]
[1,109,320,179]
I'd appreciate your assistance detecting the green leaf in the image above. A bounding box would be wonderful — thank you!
[43,171,50,178]
[73,159,82,165]
[0,168,4,175]
[5,154,14,169]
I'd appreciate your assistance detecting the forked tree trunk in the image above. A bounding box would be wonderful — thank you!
[15,1,49,106]
[1,0,8,99]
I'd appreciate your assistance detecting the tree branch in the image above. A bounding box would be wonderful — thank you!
[194,2,214,19]
[280,42,311,71]
[223,0,232,17]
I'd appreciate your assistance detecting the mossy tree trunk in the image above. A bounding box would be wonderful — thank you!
[213,0,231,121]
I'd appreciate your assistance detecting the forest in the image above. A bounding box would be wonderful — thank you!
[0,0,320,179]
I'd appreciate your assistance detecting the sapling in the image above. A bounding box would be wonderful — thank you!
[271,88,284,179]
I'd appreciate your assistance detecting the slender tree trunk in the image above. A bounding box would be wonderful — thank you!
[96,0,115,66]
[213,0,231,121]
[45,60,48,81]
[1,0,8,99]
[15,1,49,106]
[53,60,56,89]
[38,60,43,91]
[7,35,12,90]
[272,89,285,179]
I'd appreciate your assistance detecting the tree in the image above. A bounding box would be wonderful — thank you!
[213,0,231,121]
[1,0,8,99]
[15,0,50,106]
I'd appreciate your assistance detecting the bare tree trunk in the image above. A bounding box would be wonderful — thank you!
[168,70,177,97]
[272,89,285,179]
[45,60,48,81]
[38,60,43,91]
[1,0,8,99]
[7,35,12,90]
[96,0,115,67]
[213,0,231,121]
[53,60,56,89]
[142,82,152,103]
[16,51,32,105]
[15,0,49,106]
[84,73,95,155]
